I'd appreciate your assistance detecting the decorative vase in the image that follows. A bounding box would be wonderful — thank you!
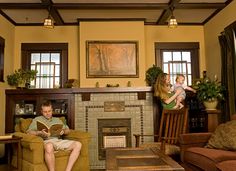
[203,100,218,110]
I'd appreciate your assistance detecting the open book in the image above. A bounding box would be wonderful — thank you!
[37,121,63,137]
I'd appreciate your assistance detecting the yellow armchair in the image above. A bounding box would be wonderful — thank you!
[12,118,91,171]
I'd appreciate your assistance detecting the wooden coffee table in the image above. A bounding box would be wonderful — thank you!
[106,147,184,171]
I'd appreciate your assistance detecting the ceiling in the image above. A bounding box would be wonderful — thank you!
[0,0,233,26]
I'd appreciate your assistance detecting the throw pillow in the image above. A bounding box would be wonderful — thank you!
[20,118,33,133]
[206,120,236,150]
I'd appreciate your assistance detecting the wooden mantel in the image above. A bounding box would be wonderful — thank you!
[6,87,153,94]
[71,87,153,101]
[71,86,153,93]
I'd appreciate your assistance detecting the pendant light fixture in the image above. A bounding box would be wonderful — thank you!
[44,7,54,29]
[168,7,178,28]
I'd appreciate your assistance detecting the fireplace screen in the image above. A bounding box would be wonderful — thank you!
[104,135,126,148]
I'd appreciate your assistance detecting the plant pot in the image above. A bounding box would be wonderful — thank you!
[203,100,218,110]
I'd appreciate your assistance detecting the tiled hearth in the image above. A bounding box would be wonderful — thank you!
[74,91,154,169]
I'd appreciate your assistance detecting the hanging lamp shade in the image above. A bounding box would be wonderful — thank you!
[168,7,178,28]
[168,15,178,28]
[44,15,54,28]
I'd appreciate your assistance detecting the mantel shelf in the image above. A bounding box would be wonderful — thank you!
[6,87,153,95]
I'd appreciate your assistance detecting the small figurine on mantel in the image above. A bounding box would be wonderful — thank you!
[64,79,79,88]
[127,81,131,87]
[106,84,119,87]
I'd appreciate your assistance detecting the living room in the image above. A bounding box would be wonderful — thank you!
[0,0,236,170]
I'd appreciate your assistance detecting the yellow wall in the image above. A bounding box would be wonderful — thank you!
[14,26,80,79]
[0,15,15,156]
[145,26,206,74]
[79,21,146,87]
[204,0,236,79]
[79,22,206,87]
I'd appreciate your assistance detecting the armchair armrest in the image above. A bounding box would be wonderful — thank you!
[63,130,91,141]
[13,132,44,148]
[13,132,45,164]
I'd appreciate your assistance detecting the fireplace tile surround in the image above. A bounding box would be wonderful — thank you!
[74,87,155,169]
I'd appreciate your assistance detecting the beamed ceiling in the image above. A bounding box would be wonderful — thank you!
[0,0,233,26]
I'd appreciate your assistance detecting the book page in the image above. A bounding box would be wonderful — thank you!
[36,121,63,136]
[37,121,49,132]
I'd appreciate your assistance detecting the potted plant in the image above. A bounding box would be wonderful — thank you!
[7,69,37,88]
[193,77,225,110]
[145,65,163,86]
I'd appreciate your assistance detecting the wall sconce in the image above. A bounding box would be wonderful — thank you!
[168,7,178,28]
[44,8,54,28]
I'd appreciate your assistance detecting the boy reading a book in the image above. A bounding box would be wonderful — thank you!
[27,101,81,171]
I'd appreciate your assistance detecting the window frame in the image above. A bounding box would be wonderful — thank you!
[0,36,5,82]
[21,43,68,88]
[155,42,200,84]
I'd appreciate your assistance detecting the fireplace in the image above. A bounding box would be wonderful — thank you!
[98,118,131,160]
[74,90,154,169]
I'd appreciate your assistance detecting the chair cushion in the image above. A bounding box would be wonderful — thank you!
[184,147,236,171]
[140,142,180,155]
[206,120,236,150]
[20,118,33,133]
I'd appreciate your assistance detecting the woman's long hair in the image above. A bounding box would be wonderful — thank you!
[154,73,169,100]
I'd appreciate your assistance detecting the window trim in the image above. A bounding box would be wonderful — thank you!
[21,43,68,88]
[155,42,200,80]
[0,36,5,82]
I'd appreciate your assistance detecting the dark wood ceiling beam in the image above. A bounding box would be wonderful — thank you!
[157,0,181,25]
[0,10,16,25]
[176,3,225,9]
[0,3,44,9]
[54,3,169,9]
[50,8,64,25]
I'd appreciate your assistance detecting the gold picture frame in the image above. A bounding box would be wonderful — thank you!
[86,41,139,78]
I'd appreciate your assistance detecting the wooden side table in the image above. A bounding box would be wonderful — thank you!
[0,135,22,171]
[205,109,221,132]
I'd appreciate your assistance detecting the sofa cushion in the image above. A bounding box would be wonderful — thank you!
[184,147,236,171]
[206,120,236,150]
[216,160,236,171]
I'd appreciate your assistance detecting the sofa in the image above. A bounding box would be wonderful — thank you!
[179,132,236,171]
[12,118,91,171]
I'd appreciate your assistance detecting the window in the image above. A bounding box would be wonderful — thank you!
[155,42,200,86]
[21,43,68,88]
[0,36,4,82]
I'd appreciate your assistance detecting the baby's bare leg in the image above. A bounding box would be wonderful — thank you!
[174,96,184,109]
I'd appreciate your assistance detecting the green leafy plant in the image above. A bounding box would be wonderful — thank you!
[145,65,163,86]
[7,69,37,87]
[193,77,225,102]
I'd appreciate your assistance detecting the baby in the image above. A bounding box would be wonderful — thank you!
[172,74,196,109]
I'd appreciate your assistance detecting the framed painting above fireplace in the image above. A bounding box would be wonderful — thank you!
[86,41,139,78]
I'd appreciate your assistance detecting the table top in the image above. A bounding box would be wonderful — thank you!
[0,135,22,143]
[106,147,184,171]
